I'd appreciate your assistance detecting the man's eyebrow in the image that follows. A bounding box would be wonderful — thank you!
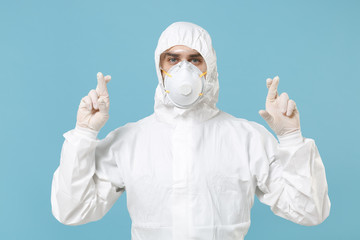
[164,52,203,58]
[164,52,180,57]
[189,54,202,58]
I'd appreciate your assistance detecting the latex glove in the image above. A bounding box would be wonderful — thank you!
[258,76,301,136]
[76,72,111,132]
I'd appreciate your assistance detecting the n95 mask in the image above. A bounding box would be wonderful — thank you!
[161,60,206,109]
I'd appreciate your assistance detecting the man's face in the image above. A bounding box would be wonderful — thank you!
[159,45,207,81]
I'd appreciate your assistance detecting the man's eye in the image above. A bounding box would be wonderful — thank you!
[190,59,201,64]
[169,58,178,63]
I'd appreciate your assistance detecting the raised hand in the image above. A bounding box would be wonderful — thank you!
[258,76,301,136]
[76,72,111,131]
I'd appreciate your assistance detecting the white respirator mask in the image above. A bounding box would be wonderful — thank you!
[161,60,207,109]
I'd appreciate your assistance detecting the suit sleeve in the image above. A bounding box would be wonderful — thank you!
[51,125,125,226]
[250,123,331,226]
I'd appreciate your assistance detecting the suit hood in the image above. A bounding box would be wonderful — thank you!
[154,22,220,124]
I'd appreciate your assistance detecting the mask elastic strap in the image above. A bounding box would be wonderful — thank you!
[161,69,172,77]
[198,71,207,96]
[199,71,207,78]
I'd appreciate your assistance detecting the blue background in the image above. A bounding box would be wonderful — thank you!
[1,0,359,239]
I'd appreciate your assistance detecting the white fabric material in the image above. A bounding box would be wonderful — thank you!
[51,22,330,240]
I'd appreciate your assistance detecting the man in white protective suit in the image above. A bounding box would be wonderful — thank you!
[51,22,331,240]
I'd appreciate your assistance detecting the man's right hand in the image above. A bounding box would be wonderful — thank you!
[76,72,111,132]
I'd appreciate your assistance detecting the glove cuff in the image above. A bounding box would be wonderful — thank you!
[75,124,99,140]
[277,129,303,147]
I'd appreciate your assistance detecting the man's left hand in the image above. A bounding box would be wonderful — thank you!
[259,76,301,136]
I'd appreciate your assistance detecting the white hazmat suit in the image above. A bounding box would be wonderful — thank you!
[51,22,331,240]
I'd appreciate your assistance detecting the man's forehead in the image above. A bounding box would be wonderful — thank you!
[163,45,202,57]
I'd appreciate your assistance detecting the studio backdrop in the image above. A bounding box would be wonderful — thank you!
[1,0,359,239]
